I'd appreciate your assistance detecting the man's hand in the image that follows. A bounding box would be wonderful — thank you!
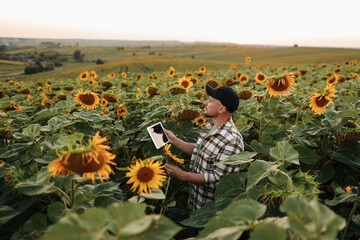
[164,129,177,145]
[165,163,184,180]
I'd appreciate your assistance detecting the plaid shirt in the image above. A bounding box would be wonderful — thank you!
[188,118,244,210]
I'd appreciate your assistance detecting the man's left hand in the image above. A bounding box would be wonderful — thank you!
[165,163,184,180]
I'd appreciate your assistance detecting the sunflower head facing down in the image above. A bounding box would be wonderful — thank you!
[126,159,166,194]
[48,131,116,183]
[265,72,296,97]
[75,90,100,110]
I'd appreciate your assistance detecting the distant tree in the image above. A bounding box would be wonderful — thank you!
[293,44,298,47]
[73,50,84,62]
[0,44,6,52]
[96,59,104,64]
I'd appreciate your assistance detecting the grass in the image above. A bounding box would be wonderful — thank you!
[1,44,359,80]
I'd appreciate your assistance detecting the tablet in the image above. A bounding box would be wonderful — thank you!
[147,122,170,149]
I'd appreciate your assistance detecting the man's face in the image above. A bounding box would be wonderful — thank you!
[203,96,224,117]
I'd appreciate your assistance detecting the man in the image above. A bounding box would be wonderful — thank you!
[164,85,244,211]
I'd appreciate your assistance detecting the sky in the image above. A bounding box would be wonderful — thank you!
[1,0,360,48]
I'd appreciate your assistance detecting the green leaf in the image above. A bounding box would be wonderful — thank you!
[246,160,272,190]
[47,202,65,223]
[180,201,216,228]
[270,141,299,165]
[22,124,41,139]
[324,192,358,206]
[249,222,286,240]
[250,136,274,155]
[0,142,32,158]
[214,173,246,210]
[216,151,257,165]
[118,215,153,237]
[0,205,20,225]
[15,168,54,196]
[141,189,165,200]
[280,195,346,239]
[316,164,335,183]
[42,208,110,240]
[295,146,321,165]
[199,199,266,238]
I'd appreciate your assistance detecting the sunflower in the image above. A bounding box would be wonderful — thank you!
[3,105,21,113]
[147,75,153,81]
[88,80,96,86]
[122,72,127,78]
[117,106,128,116]
[102,81,113,89]
[190,77,198,85]
[37,87,44,91]
[309,94,334,115]
[19,88,30,94]
[108,73,115,78]
[334,68,342,74]
[173,109,200,121]
[178,76,193,91]
[206,80,220,89]
[230,63,235,69]
[100,98,108,107]
[195,115,206,126]
[101,93,120,103]
[236,72,242,80]
[126,159,166,194]
[80,71,89,81]
[75,90,100,110]
[56,95,67,101]
[48,131,116,183]
[265,72,296,97]
[168,67,175,77]
[326,74,338,86]
[63,86,75,92]
[345,186,352,193]
[89,71,98,79]
[195,91,204,100]
[224,78,235,85]
[136,88,141,98]
[199,66,206,73]
[146,86,158,97]
[164,144,184,165]
[255,72,267,83]
[238,90,254,100]
[245,57,251,62]
[170,86,187,95]
[239,74,249,83]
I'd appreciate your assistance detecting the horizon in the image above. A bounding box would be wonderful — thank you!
[1,0,360,49]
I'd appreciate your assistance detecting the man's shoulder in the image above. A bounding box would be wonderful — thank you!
[220,119,242,140]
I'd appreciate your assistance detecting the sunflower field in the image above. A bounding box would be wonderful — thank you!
[0,58,359,240]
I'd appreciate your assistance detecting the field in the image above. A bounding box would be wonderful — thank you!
[0,43,359,239]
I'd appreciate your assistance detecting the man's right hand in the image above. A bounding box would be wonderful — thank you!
[164,129,177,145]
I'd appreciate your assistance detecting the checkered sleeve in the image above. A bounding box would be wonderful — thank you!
[203,135,243,183]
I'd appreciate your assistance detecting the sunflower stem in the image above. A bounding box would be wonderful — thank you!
[71,179,76,208]
[341,188,359,240]
[159,176,171,216]
[288,108,302,143]
[52,185,71,206]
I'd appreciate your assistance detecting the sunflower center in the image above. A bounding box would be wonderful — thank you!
[257,75,265,81]
[79,93,95,105]
[315,95,330,107]
[64,152,102,173]
[181,81,189,88]
[137,167,154,182]
[270,78,289,91]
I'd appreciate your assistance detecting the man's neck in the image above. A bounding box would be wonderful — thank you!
[212,113,231,129]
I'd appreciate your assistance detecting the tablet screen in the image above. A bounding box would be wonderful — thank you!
[147,122,170,149]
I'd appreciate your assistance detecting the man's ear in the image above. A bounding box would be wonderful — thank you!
[219,105,227,113]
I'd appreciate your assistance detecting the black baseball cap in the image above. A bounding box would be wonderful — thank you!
[206,85,239,113]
